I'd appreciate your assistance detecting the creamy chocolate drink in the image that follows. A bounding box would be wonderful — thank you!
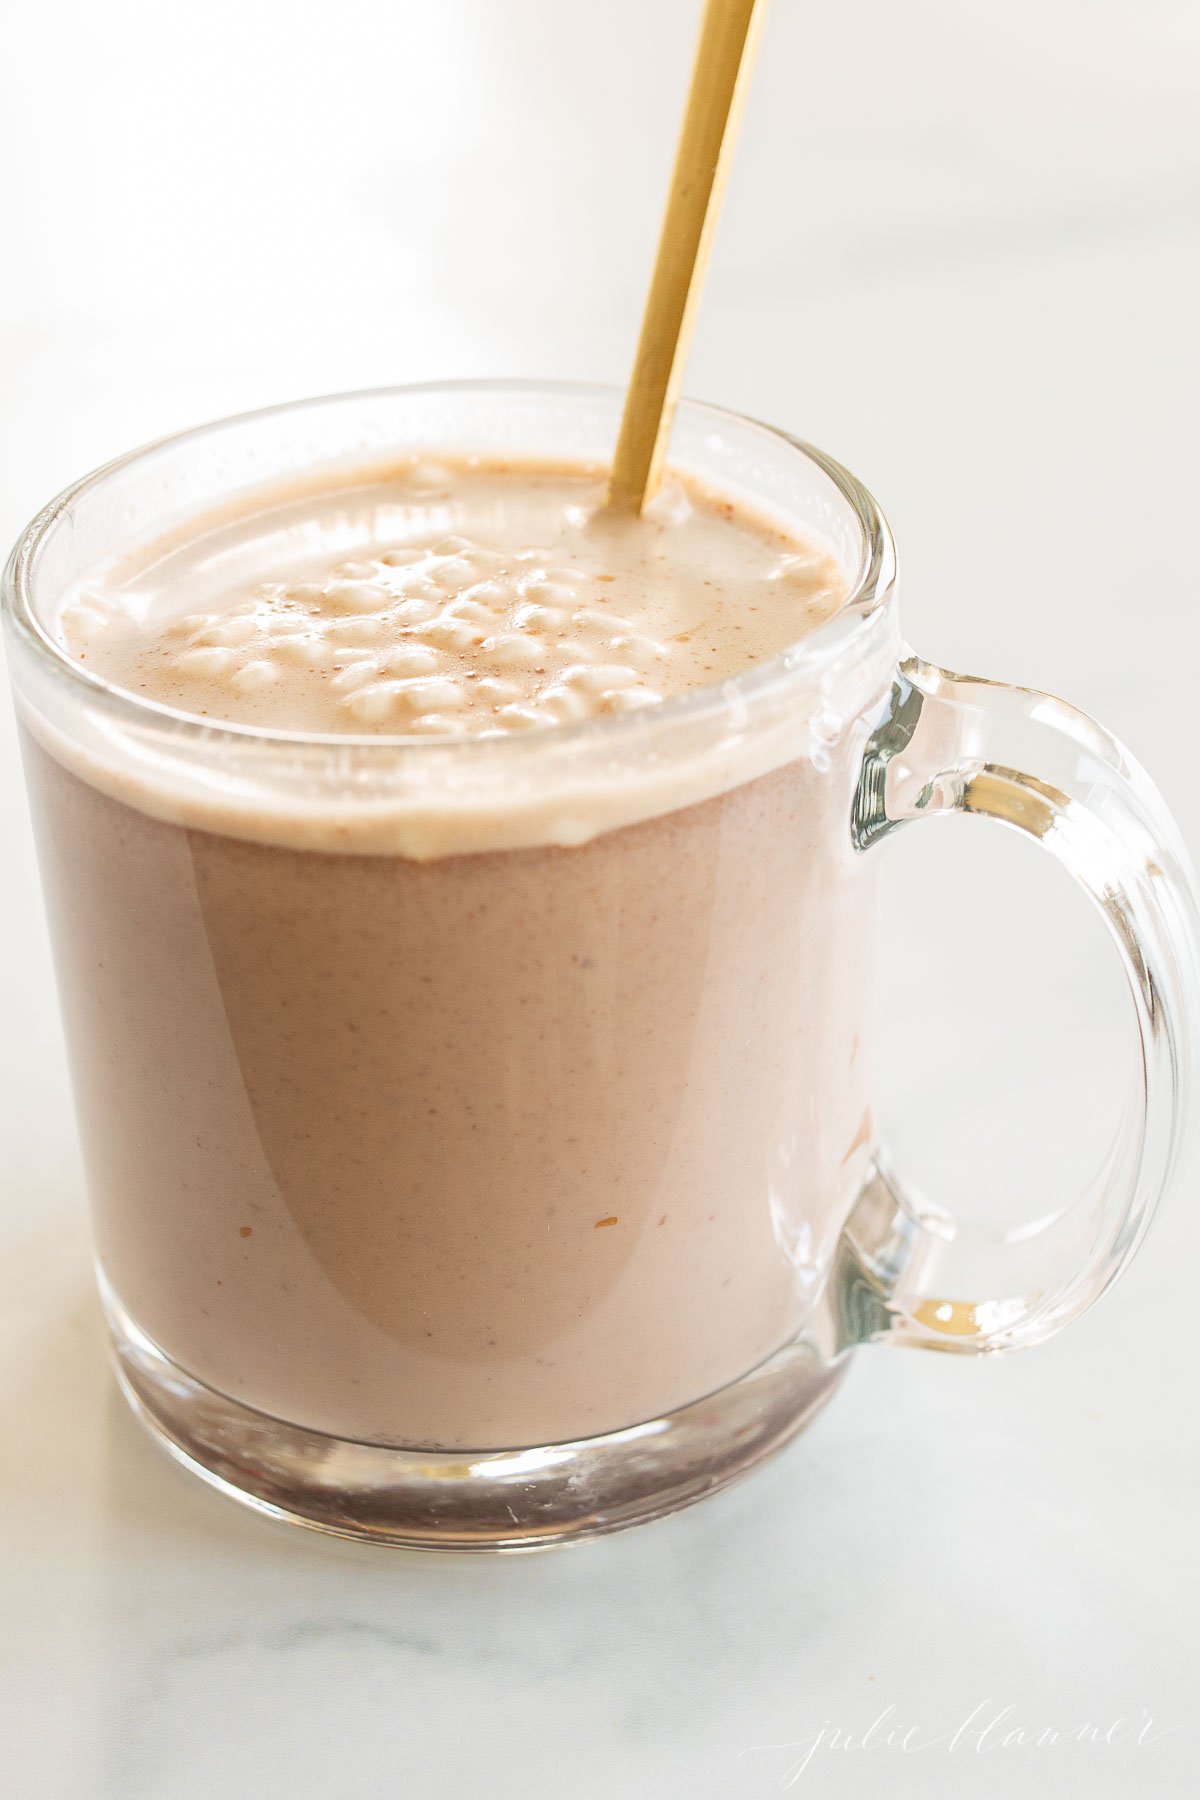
[21,455,882,1449]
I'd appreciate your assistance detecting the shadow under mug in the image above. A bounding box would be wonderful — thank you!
[4,381,1198,1548]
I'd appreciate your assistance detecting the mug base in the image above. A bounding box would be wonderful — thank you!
[101,1276,849,1550]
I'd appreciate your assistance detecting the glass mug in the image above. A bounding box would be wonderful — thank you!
[5,382,1198,1549]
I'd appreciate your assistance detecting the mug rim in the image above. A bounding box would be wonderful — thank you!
[2,377,898,758]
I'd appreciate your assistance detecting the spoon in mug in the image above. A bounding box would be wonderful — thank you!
[608,0,769,514]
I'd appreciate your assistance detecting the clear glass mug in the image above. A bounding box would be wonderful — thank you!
[4,381,1198,1549]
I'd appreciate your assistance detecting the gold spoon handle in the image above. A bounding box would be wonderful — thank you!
[608,0,769,513]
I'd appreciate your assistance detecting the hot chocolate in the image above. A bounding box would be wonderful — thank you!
[23,454,879,1448]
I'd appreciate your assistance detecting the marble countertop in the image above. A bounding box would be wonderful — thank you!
[2,2,1197,1794]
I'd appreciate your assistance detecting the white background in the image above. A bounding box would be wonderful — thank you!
[2,2,1198,1796]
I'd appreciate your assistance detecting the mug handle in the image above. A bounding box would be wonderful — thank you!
[839,654,1200,1353]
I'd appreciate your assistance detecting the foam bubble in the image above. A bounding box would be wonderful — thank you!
[480,633,548,671]
[230,659,281,692]
[177,646,235,677]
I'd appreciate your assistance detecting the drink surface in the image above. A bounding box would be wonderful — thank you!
[57,458,846,736]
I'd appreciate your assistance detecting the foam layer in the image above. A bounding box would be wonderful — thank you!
[32,456,897,857]
[57,458,846,735]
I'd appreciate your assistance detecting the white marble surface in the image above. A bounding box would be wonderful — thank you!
[2,2,1198,1794]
